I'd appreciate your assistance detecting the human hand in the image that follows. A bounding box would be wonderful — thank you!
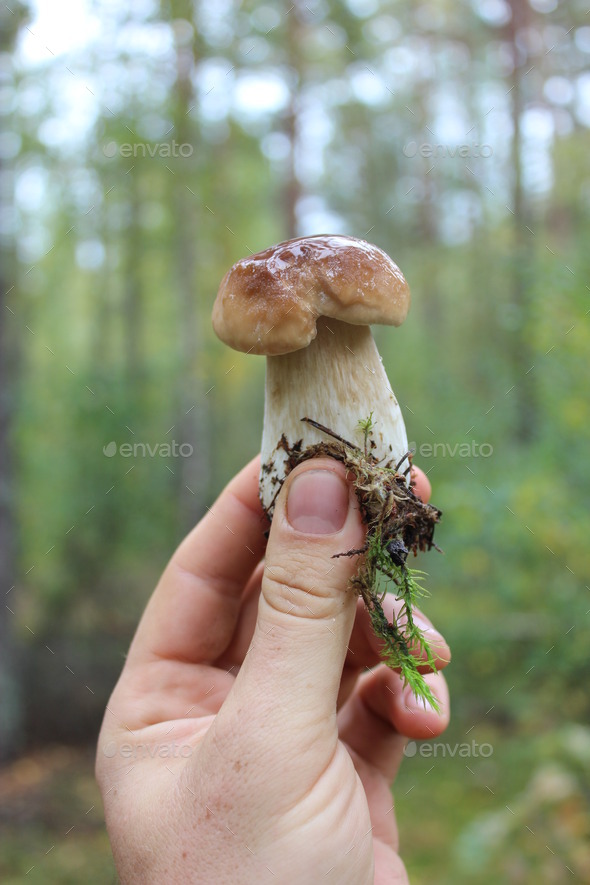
[96,456,450,884]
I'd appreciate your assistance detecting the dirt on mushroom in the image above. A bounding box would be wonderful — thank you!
[262,413,443,711]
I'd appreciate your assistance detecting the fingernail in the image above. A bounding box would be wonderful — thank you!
[413,615,445,645]
[287,469,349,535]
[412,616,451,665]
[403,685,441,713]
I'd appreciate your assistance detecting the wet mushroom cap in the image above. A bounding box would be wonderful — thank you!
[212,234,411,356]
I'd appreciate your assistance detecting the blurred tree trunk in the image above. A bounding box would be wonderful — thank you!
[507,0,537,443]
[415,78,443,338]
[283,2,304,239]
[92,177,116,370]
[0,200,21,762]
[171,7,209,527]
[123,171,143,383]
[0,0,29,761]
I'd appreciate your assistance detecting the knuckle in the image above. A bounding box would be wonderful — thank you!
[262,555,349,620]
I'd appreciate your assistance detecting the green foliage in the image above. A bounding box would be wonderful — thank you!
[2,0,589,879]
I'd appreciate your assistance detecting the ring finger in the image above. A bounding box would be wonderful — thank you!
[337,666,450,783]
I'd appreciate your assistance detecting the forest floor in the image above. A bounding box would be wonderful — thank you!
[0,732,585,884]
[0,746,116,885]
[0,741,468,884]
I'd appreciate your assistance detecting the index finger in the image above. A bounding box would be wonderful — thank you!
[127,455,268,667]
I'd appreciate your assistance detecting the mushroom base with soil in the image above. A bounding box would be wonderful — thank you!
[263,413,443,711]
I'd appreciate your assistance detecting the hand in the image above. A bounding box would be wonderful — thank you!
[96,456,451,884]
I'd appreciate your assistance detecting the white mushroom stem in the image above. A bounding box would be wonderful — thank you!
[260,316,409,514]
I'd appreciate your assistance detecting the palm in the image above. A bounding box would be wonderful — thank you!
[103,596,439,883]
[97,456,449,883]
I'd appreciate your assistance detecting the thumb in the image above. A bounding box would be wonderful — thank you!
[228,458,366,731]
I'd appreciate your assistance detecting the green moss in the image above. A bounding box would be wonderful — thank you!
[357,528,440,711]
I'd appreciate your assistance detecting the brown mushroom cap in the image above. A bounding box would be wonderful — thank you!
[212,234,410,356]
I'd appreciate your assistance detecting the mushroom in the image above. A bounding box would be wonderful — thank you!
[212,234,411,517]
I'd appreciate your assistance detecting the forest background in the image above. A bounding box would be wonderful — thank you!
[1,0,589,881]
